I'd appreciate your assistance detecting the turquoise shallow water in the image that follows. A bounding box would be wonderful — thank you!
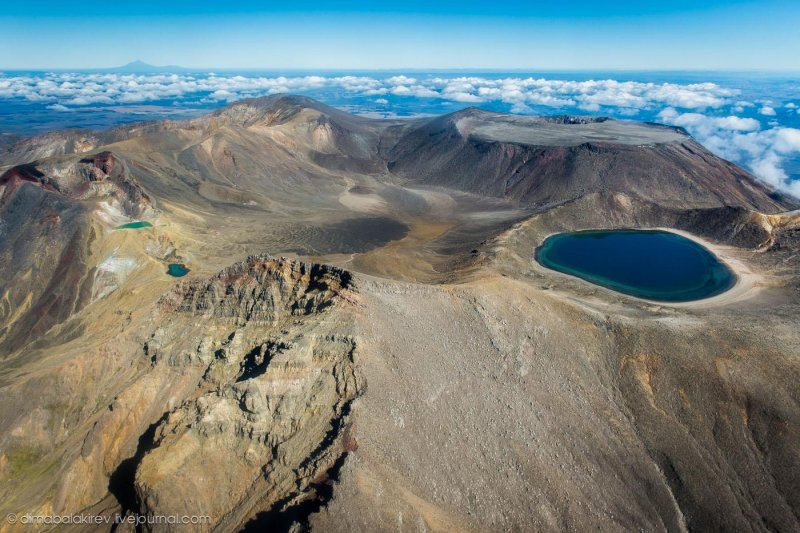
[167,263,190,277]
[535,229,736,302]
[114,221,152,230]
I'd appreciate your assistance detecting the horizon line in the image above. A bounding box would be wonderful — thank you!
[3,66,800,74]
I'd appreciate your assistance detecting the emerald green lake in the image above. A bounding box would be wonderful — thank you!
[167,263,190,277]
[535,229,736,302]
[114,221,152,230]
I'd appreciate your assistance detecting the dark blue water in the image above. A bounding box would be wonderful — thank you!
[535,229,736,302]
[166,263,190,277]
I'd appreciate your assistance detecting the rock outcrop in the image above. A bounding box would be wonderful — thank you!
[159,257,352,322]
[1,150,151,217]
[75,256,361,531]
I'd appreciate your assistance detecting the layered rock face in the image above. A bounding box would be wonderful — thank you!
[160,258,352,321]
[10,256,362,532]
[129,256,360,531]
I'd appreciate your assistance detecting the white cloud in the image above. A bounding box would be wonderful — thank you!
[210,89,236,101]
[658,107,800,197]
[774,128,800,152]
[374,98,388,104]
[714,116,761,131]
[759,106,777,116]
[444,91,484,103]
[386,75,416,85]
[658,107,760,134]
[390,85,439,98]
[46,103,71,112]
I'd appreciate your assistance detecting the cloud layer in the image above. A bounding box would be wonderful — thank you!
[0,72,742,110]
[659,108,800,197]
[0,73,384,105]
[1,71,798,198]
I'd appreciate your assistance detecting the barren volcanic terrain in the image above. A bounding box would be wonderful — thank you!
[1,95,799,532]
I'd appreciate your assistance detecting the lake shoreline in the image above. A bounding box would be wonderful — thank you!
[533,227,762,308]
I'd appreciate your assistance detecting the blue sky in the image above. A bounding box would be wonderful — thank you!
[1,0,799,69]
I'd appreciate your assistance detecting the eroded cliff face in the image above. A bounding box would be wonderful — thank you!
[0,256,361,532]
[133,257,361,531]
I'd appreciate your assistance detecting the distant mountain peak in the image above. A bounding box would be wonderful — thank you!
[122,60,153,68]
[108,60,185,73]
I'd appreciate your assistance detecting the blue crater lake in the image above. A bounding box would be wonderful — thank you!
[167,263,190,277]
[535,229,736,302]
